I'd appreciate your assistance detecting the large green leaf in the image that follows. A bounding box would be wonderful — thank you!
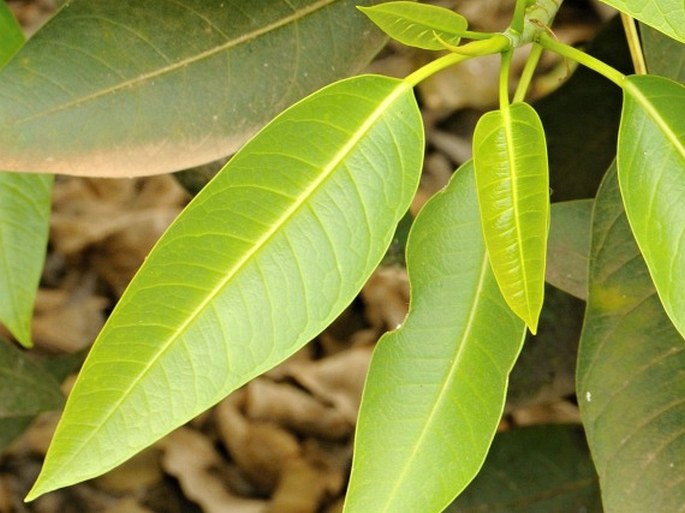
[447,425,602,512]
[546,199,593,300]
[598,0,685,43]
[617,75,685,340]
[344,162,526,513]
[27,74,424,500]
[0,173,53,347]
[358,1,467,50]
[0,1,53,347]
[578,165,685,513]
[473,102,549,333]
[0,0,386,177]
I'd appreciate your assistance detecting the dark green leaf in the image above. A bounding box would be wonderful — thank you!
[617,74,685,340]
[0,339,63,419]
[28,74,424,500]
[641,22,685,82]
[447,425,602,513]
[546,199,592,300]
[345,162,526,513]
[536,16,631,201]
[578,165,685,512]
[0,0,387,177]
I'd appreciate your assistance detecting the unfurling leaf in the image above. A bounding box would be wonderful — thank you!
[473,102,549,333]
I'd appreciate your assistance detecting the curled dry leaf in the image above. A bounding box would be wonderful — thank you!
[286,346,372,424]
[245,378,352,441]
[215,393,301,494]
[360,267,409,331]
[160,427,267,513]
[32,288,108,352]
[268,458,332,513]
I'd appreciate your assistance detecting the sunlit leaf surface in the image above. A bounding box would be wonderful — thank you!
[358,1,467,50]
[345,162,526,513]
[473,102,549,333]
[27,74,424,499]
[618,74,685,340]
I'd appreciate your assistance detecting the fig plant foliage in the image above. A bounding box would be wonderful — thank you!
[0,0,683,512]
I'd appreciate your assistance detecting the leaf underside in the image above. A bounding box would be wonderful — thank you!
[617,74,685,340]
[598,0,685,43]
[0,0,387,177]
[578,165,685,512]
[27,74,424,500]
[344,162,526,513]
[473,102,549,333]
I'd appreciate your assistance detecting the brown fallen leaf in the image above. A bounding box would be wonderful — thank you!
[245,378,352,441]
[160,427,267,513]
[215,393,301,494]
[286,346,372,424]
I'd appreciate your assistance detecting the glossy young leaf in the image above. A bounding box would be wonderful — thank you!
[358,1,467,50]
[27,74,424,500]
[473,102,549,333]
[578,166,685,512]
[344,162,526,513]
[597,0,685,43]
[0,0,386,177]
[0,2,53,347]
[547,199,593,300]
[447,425,601,512]
[617,75,685,340]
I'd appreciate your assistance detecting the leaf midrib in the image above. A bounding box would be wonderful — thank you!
[12,0,338,125]
[377,254,491,513]
[41,78,412,490]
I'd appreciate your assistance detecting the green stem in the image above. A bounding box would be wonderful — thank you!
[513,43,543,102]
[537,32,625,87]
[511,0,529,34]
[620,13,647,74]
[499,50,514,110]
[405,52,471,87]
[504,0,563,47]
[461,30,496,41]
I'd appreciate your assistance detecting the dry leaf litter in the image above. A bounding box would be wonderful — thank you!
[1,1,610,511]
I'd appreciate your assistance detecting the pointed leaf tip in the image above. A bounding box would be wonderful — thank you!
[28,74,424,497]
[473,102,549,331]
